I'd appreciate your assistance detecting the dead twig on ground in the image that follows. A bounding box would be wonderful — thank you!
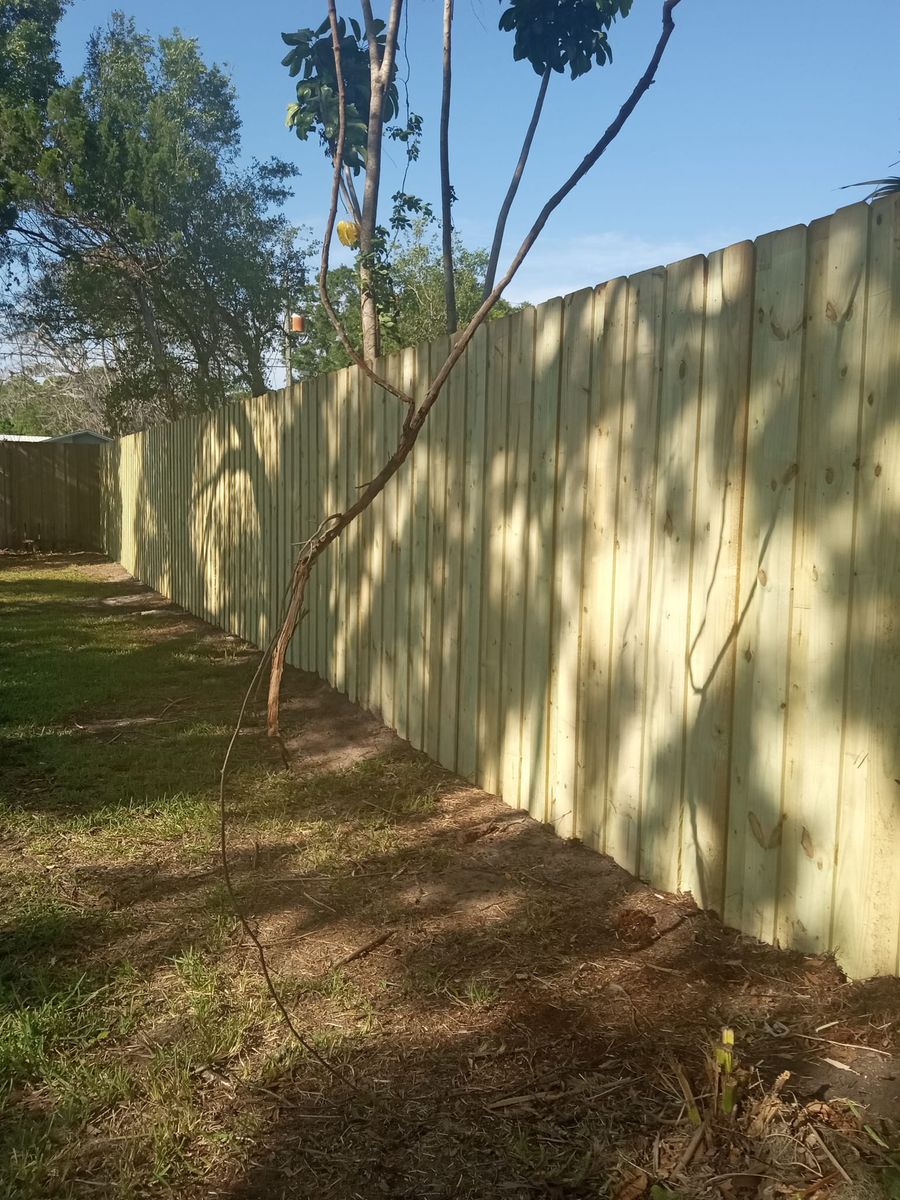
[329,930,395,970]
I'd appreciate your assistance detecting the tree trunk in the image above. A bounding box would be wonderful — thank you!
[133,282,177,420]
[439,0,457,333]
[358,80,385,362]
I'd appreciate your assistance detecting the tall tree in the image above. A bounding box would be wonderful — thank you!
[482,0,633,298]
[1,13,308,430]
[291,220,517,379]
[265,0,685,735]
[282,11,426,361]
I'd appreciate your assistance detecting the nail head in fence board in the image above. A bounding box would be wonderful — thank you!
[778,203,869,955]
[477,317,512,794]
[681,240,754,914]
[577,278,627,851]
[833,193,900,978]
[640,254,708,894]
[548,288,594,839]
[457,322,488,782]
[606,267,667,874]
[499,307,536,810]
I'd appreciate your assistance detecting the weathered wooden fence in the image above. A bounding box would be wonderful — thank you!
[0,442,101,551]
[101,198,900,979]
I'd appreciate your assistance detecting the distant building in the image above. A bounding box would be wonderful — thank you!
[0,429,111,444]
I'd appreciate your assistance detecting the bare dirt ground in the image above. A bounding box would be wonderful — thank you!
[1,554,897,1200]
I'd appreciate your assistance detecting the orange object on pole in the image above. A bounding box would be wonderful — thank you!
[290,313,306,333]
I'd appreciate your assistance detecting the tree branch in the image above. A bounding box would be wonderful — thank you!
[482,64,551,300]
[439,0,458,333]
[267,0,685,737]
[426,0,684,410]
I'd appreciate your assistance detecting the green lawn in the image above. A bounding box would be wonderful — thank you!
[0,555,450,1198]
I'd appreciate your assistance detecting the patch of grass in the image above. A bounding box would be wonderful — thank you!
[0,558,456,1197]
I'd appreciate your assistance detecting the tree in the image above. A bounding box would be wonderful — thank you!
[264,0,685,737]
[0,359,108,435]
[482,0,633,298]
[1,13,309,431]
[290,220,518,379]
[282,13,408,362]
[0,0,68,107]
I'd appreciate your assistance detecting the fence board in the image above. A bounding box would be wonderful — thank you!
[833,194,900,978]
[606,267,666,875]
[98,202,900,980]
[576,278,627,851]
[681,240,754,913]
[726,223,807,943]
[1,443,102,551]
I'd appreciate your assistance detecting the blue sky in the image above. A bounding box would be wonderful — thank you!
[57,0,900,304]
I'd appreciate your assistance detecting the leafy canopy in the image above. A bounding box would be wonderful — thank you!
[281,17,399,174]
[0,0,69,106]
[498,0,633,77]
[291,219,518,379]
[1,13,308,430]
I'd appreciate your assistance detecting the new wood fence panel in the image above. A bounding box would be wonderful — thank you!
[726,223,807,944]
[438,345,468,771]
[681,240,754,914]
[477,317,512,795]
[778,203,870,956]
[833,193,900,978]
[576,278,627,852]
[393,350,416,740]
[499,308,535,810]
[424,336,451,763]
[97,202,900,980]
[606,268,667,875]
[356,369,375,707]
[640,255,707,895]
[408,342,431,749]
[457,324,488,782]
[521,297,563,821]
[548,288,593,839]
[3,443,102,550]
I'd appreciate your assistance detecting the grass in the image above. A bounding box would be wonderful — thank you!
[0,556,450,1198]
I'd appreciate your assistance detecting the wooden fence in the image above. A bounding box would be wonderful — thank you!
[101,198,900,980]
[0,442,101,551]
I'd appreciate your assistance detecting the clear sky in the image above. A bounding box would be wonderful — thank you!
[57,0,900,305]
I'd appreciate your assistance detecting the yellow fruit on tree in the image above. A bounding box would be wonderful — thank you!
[337,220,359,248]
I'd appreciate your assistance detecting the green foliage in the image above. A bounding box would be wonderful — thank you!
[291,220,519,378]
[1,14,308,431]
[282,17,398,174]
[0,0,68,107]
[0,368,107,435]
[498,0,633,77]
